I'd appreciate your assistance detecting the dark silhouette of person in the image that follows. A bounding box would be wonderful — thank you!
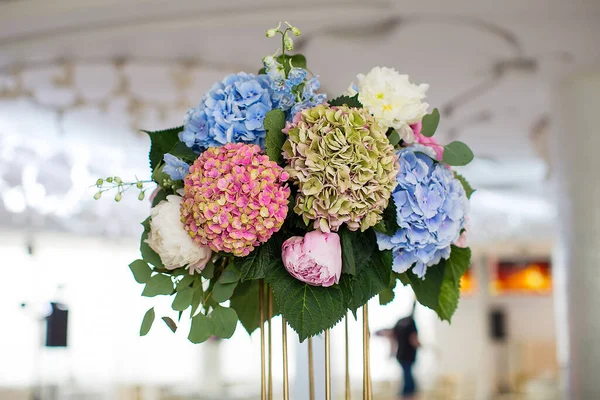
[378,302,420,399]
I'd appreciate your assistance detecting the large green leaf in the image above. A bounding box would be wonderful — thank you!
[141,274,173,297]
[455,173,475,199]
[267,262,345,342]
[140,218,164,269]
[264,109,287,164]
[143,126,183,172]
[235,236,282,281]
[188,313,214,344]
[373,201,399,236]
[340,249,393,316]
[209,305,238,339]
[168,141,198,164]
[151,189,168,208]
[140,307,155,336]
[129,259,152,284]
[229,280,279,335]
[340,227,377,276]
[388,129,401,146]
[329,95,362,108]
[171,287,194,311]
[420,108,440,137]
[443,141,474,166]
[399,245,471,322]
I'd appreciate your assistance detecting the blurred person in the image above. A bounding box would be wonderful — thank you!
[376,302,419,399]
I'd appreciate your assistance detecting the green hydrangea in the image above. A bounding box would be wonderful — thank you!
[283,104,399,232]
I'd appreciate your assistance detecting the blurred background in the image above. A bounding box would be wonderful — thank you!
[1,0,599,399]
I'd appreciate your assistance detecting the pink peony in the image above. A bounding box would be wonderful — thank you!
[181,143,290,257]
[411,121,444,161]
[281,230,342,287]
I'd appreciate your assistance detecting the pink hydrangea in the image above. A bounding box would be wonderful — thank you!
[181,143,290,257]
[411,121,444,161]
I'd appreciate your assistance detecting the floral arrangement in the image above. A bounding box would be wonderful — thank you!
[95,22,475,342]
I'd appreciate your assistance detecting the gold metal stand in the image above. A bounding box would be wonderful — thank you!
[308,337,315,400]
[259,280,266,400]
[345,316,351,400]
[325,329,331,400]
[282,318,290,400]
[267,289,273,400]
[363,304,373,399]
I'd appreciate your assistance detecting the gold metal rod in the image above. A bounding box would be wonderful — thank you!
[345,315,351,400]
[362,306,368,400]
[325,329,332,400]
[267,288,273,400]
[308,337,315,400]
[259,280,266,400]
[365,304,373,399]
[282,318,290,400]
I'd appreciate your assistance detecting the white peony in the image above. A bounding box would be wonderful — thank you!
[146,195,212,274]
[353,66,429,143]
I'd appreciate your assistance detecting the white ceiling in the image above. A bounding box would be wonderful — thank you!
[1,0,599,241]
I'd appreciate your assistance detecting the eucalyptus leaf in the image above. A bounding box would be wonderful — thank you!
[443,141,474,166]
[420,108,440,137]
[201,260,216,279]
[129,259,152,284]
[209,306,238,339]
[172,287,194,311]
[188,313,214,344]
[212,281,238,303]
[141,274,173,297]
[162,316,177,333]
[176,275,195,292]
[140,307,155,336]
[190,286,204,317]
[218,264,240,284]
[140,218,164,269]
[230,280,279,334]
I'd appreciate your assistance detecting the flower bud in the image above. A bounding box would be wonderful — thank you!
[93,191,102,200]
[138,191,145,201]
[96,178,104,186]
[136,181,143,189]
[106,177,113,183]
[114,177,122,184]
[115,193,122,202]
[284,35,293,51]
[291,26,301,36]
[266,28,277,38]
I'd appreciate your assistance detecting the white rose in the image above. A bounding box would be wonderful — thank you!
[146,195,212,274]
[355,66,429,142]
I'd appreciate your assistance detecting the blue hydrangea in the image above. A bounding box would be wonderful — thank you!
[162,154,190,181]
[180,72,274,153]
[376,147,469,279]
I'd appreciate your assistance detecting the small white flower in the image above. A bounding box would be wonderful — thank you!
[146,195,212,274]
[354,67,429,140]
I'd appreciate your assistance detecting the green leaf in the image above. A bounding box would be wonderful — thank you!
[264,109,287,163]
[141,274,173,297]
[229,280,280,335]
[140,217,164,268]
[209,305,238,339]
[129,259,152,284]
[162,316,177,333]
[340,227,376,276]
[258,67,267,75]
[168,141,198,164]
[212,281,238,303]
[455,173,475,199]
[340,249,393,315]
[235,236,282,281]
[172,287,194,311]
[201,260,215,279]
[443,141,474,166]
[190,285,204,317]
[188,313,214,344]
[329,95,362,108]
[388,130,401,146]
[373,201,399,236]
[275,54,307,75]
[176,275,195,292]
[143,126,183,172]
[151,189,168,207]
[218,264,240,284]
[379,274,397,305]
[140,307,155,336]
[289,54,307,69]
[267,261,346,342]
[421,108,440,137]
[400,245,471,322]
